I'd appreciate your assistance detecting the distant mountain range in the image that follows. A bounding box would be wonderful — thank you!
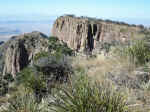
[0,27,21,35]
[0,20,54,41]
[0,27,22,41]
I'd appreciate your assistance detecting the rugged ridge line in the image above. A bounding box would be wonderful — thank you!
[51,15,143,52]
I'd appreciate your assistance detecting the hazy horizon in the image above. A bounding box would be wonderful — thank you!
[0,15,55,41]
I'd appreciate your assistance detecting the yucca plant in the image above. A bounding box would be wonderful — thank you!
[114,40,150,66]
[49,74,128,112]
[2,93,44,112]
[125,40,150,65]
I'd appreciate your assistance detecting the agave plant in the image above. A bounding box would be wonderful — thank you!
[125,40,150,65]
[49,74,128,112]
[1,93,40,112]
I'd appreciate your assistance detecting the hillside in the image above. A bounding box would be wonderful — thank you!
[0,31,49,76]
[0,16,150,112]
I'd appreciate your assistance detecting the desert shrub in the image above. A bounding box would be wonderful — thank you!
[120,28,128,33]
[3,74,14,82]
[16,68,47,102]
[125,40,150,65]
[16,68,44,89]
[34,51,49,61]
[35,36,73,62]
[101,42,111,53]
[64,14,75,17]
[138,24,145,29]
[48,36,73,56]
[0,74,14,96]
[34,54,72,86]
[143,30,150,41]
[49,74,128,112]
[4,93,45,112]
[16,54,72,102]
[0,79,8,96]
[114,40,150,65]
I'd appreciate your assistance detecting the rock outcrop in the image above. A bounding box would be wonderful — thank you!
[51,15,144,53]
[1,31,49,77]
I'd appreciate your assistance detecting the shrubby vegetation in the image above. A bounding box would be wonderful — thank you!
[17,36,73,98]
[1,38,129,112]
[34,51,49,61]
[101,42,112,53]
[34,36,73,61]
[115,40,150,65]
[0,78,9,96]
[16,67,47,102]
[50,73,128,112]
[3,33,150,111]
[48,36,73,56]
[120,28,128,33]
[16,54,72,102]
[126,40,150,65]
[4,71,128,112]
[0,74,14,96]
[5,93,42,112]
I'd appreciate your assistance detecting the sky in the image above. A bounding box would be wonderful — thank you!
[0,0,150,24]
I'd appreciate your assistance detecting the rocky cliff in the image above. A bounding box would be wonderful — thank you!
[51,15,144,53]
[1,31,49,77]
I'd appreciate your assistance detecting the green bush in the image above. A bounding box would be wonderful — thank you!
[120,28,128,33]
[48,36,73,56]
[49,74,128,112]
[0,74,14,96]
[101,42,111,53]
[16,54,72,102]
[0,79,9,96]
[3,74,14,82]
[125,40,150,65]
[16,68,47,102]
[114,40,150,65]
[34,51,49,61]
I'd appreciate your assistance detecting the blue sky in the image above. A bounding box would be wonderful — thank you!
[0,0,150,25]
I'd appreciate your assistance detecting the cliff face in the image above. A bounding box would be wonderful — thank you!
[51,16,143,52]
[1,31,49,76]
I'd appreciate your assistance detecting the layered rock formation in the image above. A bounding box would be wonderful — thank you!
[1,31,49,76]
[51,15,143,53]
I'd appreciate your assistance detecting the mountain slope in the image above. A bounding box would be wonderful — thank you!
[1,31,49,76]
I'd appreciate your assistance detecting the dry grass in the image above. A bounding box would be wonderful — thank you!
[72,53,136,83]
[72,53,150,111]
